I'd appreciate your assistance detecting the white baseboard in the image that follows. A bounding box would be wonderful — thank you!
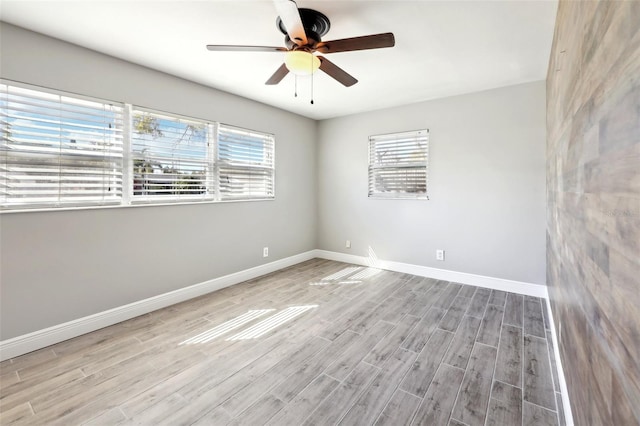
[0,249,548,361]
[314,249,548,298]
[0,250,316,361]
[545,297,575,426]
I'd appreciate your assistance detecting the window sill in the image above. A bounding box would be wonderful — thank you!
[0,197,276,214]
[368,195,430,201]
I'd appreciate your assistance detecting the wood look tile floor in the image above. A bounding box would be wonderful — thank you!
[0,259,565,425]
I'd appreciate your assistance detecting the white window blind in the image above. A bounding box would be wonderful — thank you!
[1,81,277,211]
[368,129,429,199]
[131,109,213,202]
[217,124,275,200]
[1,83,124,209]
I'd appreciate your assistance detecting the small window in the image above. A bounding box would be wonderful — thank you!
[368,129,429,199]
[1,84,124,209]
[131,109,213,202]
[217,124,275,200]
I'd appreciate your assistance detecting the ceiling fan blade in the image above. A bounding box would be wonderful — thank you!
[265,63,290,85]
[316,32,395,54]
[273,0,308,46]
[207,45,288,52]
[318,57,357,87]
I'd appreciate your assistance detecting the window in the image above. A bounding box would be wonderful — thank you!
[368,129,429,199]
[217,124,275,200]
[0,81,276,210]
[1,84,124,209]
[131,109,213,202]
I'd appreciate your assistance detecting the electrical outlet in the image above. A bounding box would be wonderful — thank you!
[263,247,269,258]
[436,249,445,261]
[346,240,351,248]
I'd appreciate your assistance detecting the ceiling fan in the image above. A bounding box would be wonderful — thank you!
[206,0,395,88]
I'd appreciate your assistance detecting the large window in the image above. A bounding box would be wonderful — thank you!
[1,84,124,209]
[368,129,429,199]
[0,82,275,210]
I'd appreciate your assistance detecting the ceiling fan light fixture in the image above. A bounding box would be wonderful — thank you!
[285,51,320,76]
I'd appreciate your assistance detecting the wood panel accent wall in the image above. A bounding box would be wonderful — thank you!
[546,1,640,424]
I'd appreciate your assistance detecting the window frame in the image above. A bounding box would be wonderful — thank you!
[368,129,430,200]
[129,106,216,205]
[1,81,125,210]
[216,123,276,201]
[0,80,276,212]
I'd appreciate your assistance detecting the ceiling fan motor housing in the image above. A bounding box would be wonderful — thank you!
[277,8,330,49]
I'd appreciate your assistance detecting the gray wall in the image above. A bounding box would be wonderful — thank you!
[0,23,547,341]
[0,24,318,340]
[317,81,546,284]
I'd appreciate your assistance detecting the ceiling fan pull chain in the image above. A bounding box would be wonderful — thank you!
[294,75,298,97]
[310,54,314,105]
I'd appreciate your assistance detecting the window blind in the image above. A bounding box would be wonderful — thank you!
[217,124,275,200]
[1,84,124,209]
[368,129,429,199]
[131,109,213,201]
[1,81,277,210]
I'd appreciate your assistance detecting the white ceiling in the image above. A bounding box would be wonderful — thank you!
[1,0,558,120]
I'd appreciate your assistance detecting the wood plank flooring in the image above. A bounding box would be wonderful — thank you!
[0,259,564,425]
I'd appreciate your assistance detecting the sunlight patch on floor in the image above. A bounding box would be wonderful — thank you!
[350,267,381,280]
[179,309,275,345]
[320,267,362,281]
[226,305,318,340]
[309,265,381,286]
